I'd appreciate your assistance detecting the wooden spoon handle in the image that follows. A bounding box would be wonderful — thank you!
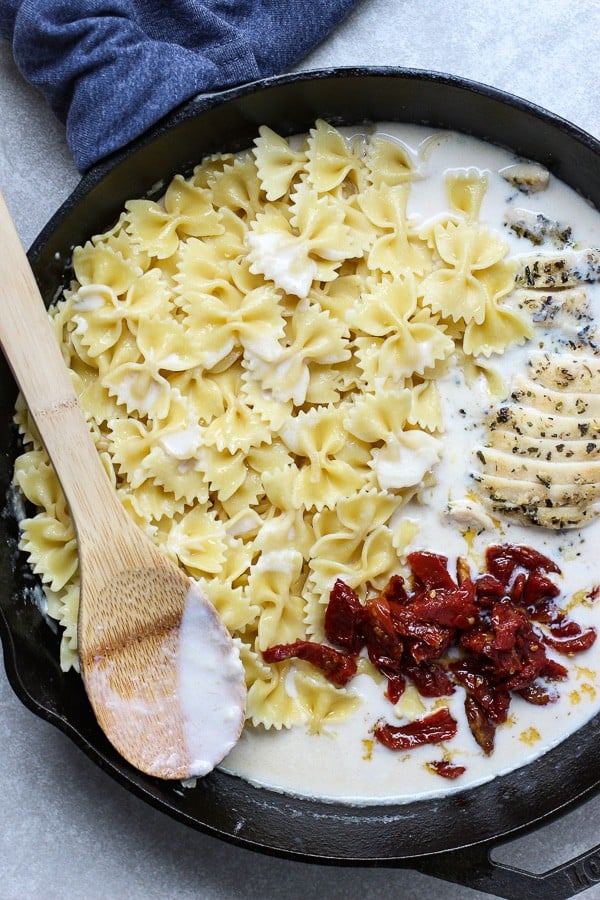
[0,190,124,545]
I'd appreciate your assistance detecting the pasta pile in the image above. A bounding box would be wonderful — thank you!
[12,120,532,732]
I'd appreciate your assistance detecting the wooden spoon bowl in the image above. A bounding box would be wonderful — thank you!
[0,190,246,779]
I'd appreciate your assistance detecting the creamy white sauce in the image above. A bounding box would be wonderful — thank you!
[177,583,246,775]
[220,124,600,804]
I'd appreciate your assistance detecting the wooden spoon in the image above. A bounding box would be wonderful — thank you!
[0,190,246,779]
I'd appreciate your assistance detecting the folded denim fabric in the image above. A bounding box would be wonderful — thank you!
[0,0,359,171]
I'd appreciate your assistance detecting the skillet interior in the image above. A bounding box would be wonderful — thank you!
[1,68,600,863]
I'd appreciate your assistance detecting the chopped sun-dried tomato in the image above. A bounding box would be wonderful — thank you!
[427,760,466,779]
[486,544,561,585]
[402,660,454,698]
[362,596,404,677]
[543,627,597,655]
[262,541,593,761]
[523,570,561,605]
[464,695,496,755]
[374,707,458,751]
[407,551,457,591]
[324,579,365,654]
[517,682,559,705]
[262,640,357,687]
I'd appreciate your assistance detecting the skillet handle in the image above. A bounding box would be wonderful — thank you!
[412,838,600,899]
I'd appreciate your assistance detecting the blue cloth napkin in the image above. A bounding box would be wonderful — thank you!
[1,0,359,171]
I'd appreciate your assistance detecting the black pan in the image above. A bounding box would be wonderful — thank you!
[2,68,600,899]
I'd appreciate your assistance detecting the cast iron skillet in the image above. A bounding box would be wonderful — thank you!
[2,69,600,899]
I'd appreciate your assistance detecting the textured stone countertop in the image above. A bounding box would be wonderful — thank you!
[1,1,599,898]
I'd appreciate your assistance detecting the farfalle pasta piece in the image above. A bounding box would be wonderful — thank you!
[308,518,399,600]
[103,360,172,421]
[168,368,226,424]
[246,659,307,729]
[184,282,286,371]
[352,275,454,383]
[243,299,351,406]
[164,505,227,577]
[208,152,263,218]
[72,241,143,296]
[247,184,359,298]
[45,580,81,671]
[173,235,234,303]
[335,486,399,535]
[118,480,187,526]
[251,508,315,560]
[369,427,442,492]
[13,392,42,450]
[196,577,260,634]
[280,407,367,511]
[144,436,209,506]
[293,664,361,734]
[309,272,363,323]
[446,168,489,221]
[70,269,173,358]
[249,549,306,651]
[195,445,248,502]
[19,507,78,593]
[91,212,152,272]
[253,125,307,200]
[240,371,293,431]
[259,457,298,510]
[359,185,431,276]
[406,378,445,431]
[103,317,201,419]
[219,469,264,518]
[305,119,363,192]
[463,298,533,357]
[200,383,272,454]
[191,151,235,189]
[419,170,511,326]
[125,174,222,258]
[108,416,161,488]
[344,386,412,444]
[365,133,416,187]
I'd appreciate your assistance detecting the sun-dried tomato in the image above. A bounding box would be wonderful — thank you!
[490,599,528,651]
[380,574,409,606]
[517,682,559,705]
[385,673,406,704]
[403,660,455,698]
[543,627,597,655]
[451,661,510,724]
[403,581,478,630]
[523,570,560,605]
[407,551,457,591]
[262,640,357,687]
[527,597,561,624]
[405,631,454,664]
[374,707,458,751]
[510,572,527,604]
[324,579,365,654]
[427,760,466,779]
[263,541,592,761]
[362,596,404,676]
[464,695,496,755]
[540,657,569,680]
[391,608,454,653]
[486,544,561,585]
[549,617,583,638]
[474,574,507,604]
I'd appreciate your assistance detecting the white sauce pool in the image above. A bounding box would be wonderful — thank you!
[219,124,600,805]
